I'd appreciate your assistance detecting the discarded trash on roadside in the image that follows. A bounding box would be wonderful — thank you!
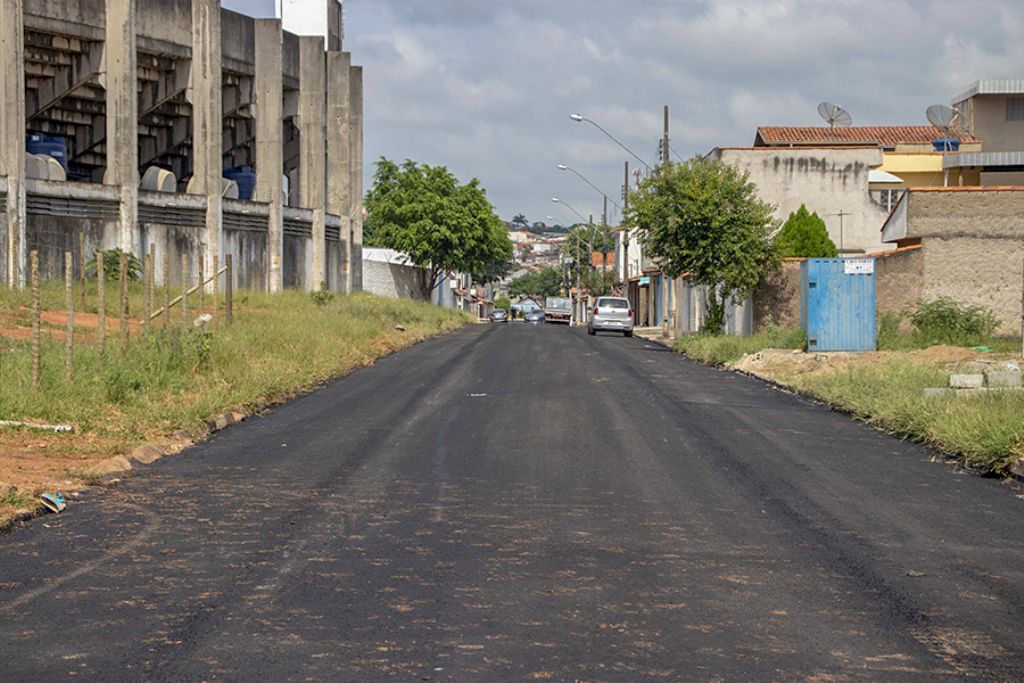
[0,419,74,433]
[193,313,214,328]
[40,492,67,513]
[973,345,994,353]
[394,324,407,332]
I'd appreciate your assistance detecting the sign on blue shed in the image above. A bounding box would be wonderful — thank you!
[801,258,876,352]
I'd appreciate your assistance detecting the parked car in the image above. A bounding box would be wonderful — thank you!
[524,309,545,324]
[489,308,509,323]
[588,296,634,336]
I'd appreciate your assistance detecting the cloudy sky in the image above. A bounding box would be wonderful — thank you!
[222,0,1023,224]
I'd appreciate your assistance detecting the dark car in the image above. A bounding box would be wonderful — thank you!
[488,308,509,323]
[524,309,545,324]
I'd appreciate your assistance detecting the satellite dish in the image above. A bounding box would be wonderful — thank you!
[817,102,853,130]
[926,104,959,133]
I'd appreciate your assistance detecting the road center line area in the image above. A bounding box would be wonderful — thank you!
[2,324,1022,680]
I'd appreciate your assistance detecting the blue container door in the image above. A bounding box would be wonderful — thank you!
[803,258,876,352]
[653,275,662,324]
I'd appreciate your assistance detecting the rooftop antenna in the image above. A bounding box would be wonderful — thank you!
[817,102,853,136]
[926,104,960,187]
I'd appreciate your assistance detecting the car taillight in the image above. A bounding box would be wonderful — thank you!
[628,310,633,317]
[594,307,599,315]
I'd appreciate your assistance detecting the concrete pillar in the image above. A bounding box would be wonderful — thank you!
[325,51,351,293]
[104,0,138,253]
[298,36,326,291]
[0,0,26,287]
[349,64,363,291]
[253,20,285,292]
[189,0,222,287]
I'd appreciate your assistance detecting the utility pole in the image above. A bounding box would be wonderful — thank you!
[622,160,630,284]
[663,105,670,169]
[602,195,608,275]
[832,210,849,256]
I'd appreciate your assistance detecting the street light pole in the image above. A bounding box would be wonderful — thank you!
[569,114,652,173]
[556,164,622,212]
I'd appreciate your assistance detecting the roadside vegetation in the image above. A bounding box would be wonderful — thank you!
[674,300,1023,474]
[0,286,469,523]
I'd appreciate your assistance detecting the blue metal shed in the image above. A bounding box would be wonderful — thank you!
[801,258,876,352]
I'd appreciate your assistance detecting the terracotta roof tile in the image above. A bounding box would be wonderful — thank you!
[756,126,978,146]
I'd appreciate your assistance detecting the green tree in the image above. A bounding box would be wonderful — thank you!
[508,267,563,299]
[365,158,513,298]
[628,157,777,334]
[773,204,838,258]
[494,295,511,312]
[582,270,621,297]
[510,213,530,230]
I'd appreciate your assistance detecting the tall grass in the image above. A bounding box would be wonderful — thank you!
[792,360,1024,473]
[1,289,469,450]
[674,326,806,365]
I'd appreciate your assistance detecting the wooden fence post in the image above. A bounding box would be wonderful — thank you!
[212,254,219,324]
[198,248,205,314]
[78,232,86,312]
[181,253,189,327]
[225,254,233,324]
[163,249,171,331]
[31,251,41,391]
[65,251,74,381]
[97,250,105,354]
[119,250,129,347]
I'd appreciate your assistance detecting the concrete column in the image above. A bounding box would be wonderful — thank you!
[104,0,138,254]
[325,51,351,293]
[349,64,363,291]
[253,20,284,292]
[189,0,223,287]
[298,36,326,291]
[0,0,26,287]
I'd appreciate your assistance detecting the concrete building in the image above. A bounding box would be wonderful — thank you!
[948,80,1024,186]
[361,247,430,302]
[0,0,363,294]
[712,146,891,255]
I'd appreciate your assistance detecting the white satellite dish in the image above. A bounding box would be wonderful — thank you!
[925,104,961,187]
[817,101,853,130]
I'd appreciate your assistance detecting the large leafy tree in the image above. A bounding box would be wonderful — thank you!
[364,158,513,298]
[628,157,776,334]
[510,213,530,230]
[507,267,564,299]
[773,204,838,258]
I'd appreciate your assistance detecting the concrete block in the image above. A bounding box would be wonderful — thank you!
[923,388,953,398]
[949,374,984,389]
[986,370,1022,388]
[88,455,133,475]
[130,443,165,465]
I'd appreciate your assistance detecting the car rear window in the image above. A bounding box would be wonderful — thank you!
[597,298,629,309]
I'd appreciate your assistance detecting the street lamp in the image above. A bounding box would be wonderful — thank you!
[556,164,622,212]
[569,113,652,172]
[551,197,588,223]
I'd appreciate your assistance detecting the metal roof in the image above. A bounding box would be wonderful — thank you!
[951,80,1024,103]
[943,151,1024,169]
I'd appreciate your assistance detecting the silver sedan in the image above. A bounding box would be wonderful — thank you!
[587,297,634,337]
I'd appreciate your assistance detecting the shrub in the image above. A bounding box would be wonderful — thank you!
[908,297,999,347]
[310,289,335,307]
[774,204,838,258]
[85,248,143,282]
[876,311,905,350]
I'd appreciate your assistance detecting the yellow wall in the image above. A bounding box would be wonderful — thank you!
[877,153,980,187]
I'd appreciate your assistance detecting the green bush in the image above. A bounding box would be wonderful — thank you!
[85,248,143,282]
[774,204,838,258]
[310,289,335,307]
[876,311,906,350]
[675,325,806,365]
[908,297,999,347]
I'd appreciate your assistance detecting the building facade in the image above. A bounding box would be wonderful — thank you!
[1,0,363,294]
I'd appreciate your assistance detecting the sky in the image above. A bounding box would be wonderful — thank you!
[222,0,1024,225]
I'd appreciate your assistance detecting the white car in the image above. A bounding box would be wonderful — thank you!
[587,297,634,336]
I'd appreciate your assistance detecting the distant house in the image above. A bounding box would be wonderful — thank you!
[948,80,1024,186]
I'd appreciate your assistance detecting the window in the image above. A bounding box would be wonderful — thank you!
[874,189,903,211]
[1008,96,1024,122]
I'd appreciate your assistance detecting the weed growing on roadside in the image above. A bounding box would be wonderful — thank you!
[908,297,1000,347]
[675,325,805,364]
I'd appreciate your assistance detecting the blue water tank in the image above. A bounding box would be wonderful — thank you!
[223,166,256,200]
[801,258,877,352]
[27,133,68,170]
[931,137,961,152]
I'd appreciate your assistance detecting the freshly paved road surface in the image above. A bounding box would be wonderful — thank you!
[2,323,1023,680]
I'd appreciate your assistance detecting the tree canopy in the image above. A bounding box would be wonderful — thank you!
[364,158,513,297]
[507,267,564,300]
[510,213,530,229]
[627,157,776,333]
[773,204,838,258]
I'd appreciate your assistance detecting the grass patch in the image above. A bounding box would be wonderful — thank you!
[791,360,1024,473]
[1,288,470,457]
[674,325,806,365]
[0,488,37,509]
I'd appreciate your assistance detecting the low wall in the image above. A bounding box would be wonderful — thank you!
[753,261,802,330]
[24,180,119,280]
[874,246,924,327]
[363,258,428,301]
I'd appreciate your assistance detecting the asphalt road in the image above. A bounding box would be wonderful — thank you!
[2,323,1023,681]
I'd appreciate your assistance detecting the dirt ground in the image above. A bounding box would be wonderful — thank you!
[0,305,142,342]
[728,345,1015,383]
